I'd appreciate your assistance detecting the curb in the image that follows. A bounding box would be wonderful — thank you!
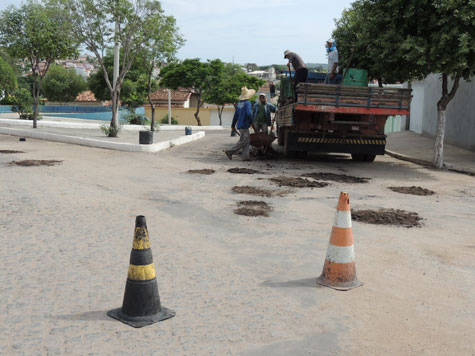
[385,149,475,176]
[0,127,205,153]
[0,118,226,131]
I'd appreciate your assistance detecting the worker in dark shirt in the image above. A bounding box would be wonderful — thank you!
[253,93,276,134]
[225,87,256,161]
[284,50,308,100]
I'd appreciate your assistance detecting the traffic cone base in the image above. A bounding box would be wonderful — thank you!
[108,216,175,328]
[317,192,363,291]
[107,305,175,328]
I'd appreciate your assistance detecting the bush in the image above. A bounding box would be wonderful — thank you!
[161,114,178,125]
[100,123,122,136]
[121,112,149,125]
[19,113,41,121]
[10,88,34,119]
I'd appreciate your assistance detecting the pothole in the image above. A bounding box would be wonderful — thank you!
[0,150,24,154]
[228,167,262,174]
[234,200,271,217]
[9,160,62,167]
[232,185,289,197]
[351,208,422,228]
[302,172,370,183]
[269,176,328,188]
[388,186,435,196]
[187,169,215,175]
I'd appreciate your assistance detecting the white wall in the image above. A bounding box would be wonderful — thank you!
[209,109,234,126]
[409,74,475,151]
[409,81,425,133]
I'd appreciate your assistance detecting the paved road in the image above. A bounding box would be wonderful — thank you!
[1,132,474,355]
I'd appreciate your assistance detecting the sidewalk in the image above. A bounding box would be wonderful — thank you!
[386,130,475,175]
[0,119,206,153]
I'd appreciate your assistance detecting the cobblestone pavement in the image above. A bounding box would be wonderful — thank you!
[0,133,474,355]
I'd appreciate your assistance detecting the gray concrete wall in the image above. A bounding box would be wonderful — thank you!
[417,74,475,151]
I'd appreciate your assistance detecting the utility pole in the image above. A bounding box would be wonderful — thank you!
[167,89,171,125]
[112,12,120,129]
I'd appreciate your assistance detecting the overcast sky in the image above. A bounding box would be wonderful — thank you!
[0,0,353,65]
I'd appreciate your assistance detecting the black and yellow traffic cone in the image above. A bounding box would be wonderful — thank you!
[107,215,175,328]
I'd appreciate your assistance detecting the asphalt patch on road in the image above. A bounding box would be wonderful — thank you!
[388,186,435,196]
[228,167,262,174]
[269,176,328,188]
[352,208,422,228]
[234,200,271,217]
[302,172,370,183]
[0,150,24,154]
[9,160,62,167]
[187,169,215,175]
[232,185,289,197]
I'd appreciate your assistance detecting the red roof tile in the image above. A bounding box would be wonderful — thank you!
[76,90,97,102]
[149,88,192,102]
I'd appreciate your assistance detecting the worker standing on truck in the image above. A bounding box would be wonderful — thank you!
[253,93,276,134]
[225,87,257,161]
[284,50,308,100]
[324,39,341,84]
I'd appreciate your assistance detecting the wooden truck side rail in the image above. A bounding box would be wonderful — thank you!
[296,83,412,112]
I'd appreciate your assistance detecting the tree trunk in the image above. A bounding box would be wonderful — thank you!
[147,70,155,131]
[194,96,202,126]
[378,78,383,88]
[218,105,224,126]
[433,73,461,169]
[433,105,446,168]
[151,104,155,131]
[109,91,119,137]
[194,109,202,126]
[32,72,38,128]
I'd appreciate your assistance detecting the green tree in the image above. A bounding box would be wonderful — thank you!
[17,76,37,97]
[204,63,265,125]
[138,6,184,131]
[333,0,420,86]
[0,1,78,128]
[10,88,34,119]
[59,0,179,137]
[42,65,87,102]
[333,0,475,168]
[159,59,225,126]
[0,56,17,95]
[87,50,150,108]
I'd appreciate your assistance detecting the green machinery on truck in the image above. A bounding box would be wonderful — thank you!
[275,70,412,162]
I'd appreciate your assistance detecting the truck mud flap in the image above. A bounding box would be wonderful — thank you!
[287,133,386,155]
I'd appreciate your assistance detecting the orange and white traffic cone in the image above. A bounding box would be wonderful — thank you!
[317,192,363,291]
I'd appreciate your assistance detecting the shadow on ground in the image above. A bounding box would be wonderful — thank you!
[52,310,110,321]
[260,278,321,289]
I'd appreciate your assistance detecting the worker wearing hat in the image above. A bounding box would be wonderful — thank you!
[284,50,308,100]
[325,39,341,84]
[225,87,257,161]
[253,93,276,134]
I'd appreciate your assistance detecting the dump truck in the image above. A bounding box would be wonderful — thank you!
[275,71,412,162]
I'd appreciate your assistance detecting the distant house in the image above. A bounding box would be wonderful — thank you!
[248,68,276,81]
[149,88,200,108]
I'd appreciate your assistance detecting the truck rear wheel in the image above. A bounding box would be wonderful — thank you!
[277,127,285,146]
[351,153,376,162]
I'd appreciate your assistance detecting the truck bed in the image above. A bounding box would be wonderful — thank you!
[296,83,411,114]
[275,83,412,161]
